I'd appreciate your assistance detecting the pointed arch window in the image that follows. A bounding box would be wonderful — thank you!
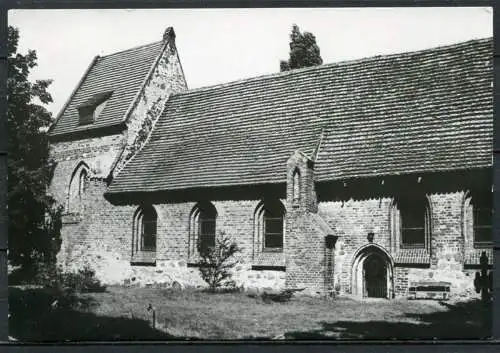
[391,195,431,249]
[292,168,301,204]
[133,205,157,259]
[255,200,286,252]
[68,162,90,214]
[189,202,217,257]
[78,169,88,196]
[465,191,492,247]
[472,199,492,246]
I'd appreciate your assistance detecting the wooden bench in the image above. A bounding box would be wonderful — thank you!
[408,281,451,300]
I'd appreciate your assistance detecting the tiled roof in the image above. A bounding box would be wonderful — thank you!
[394,249,431,265]
[49,40,166,137]
[107,38,492,194]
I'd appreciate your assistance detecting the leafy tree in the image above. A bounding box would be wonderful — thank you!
[280,24,323,72]
[7,26,62,279]
[197,232,242,292]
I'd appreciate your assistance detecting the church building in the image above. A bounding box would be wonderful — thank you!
[47,27,493,299]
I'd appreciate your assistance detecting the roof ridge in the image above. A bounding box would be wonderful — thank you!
[172,36,492,97]
[99,39,163,59]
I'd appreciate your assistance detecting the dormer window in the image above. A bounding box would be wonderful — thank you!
[78,91,113,125]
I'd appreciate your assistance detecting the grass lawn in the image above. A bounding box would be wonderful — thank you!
[9,285,492,341]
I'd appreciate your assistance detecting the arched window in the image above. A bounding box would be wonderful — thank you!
[189,202,217,257]
[78,169,88,196]
[68,162,90,213]
[133,205,157,253]
[292,168,301,203]
[391,195,431,249]
[465,191,492,247]
[472,199,492,246]
[255,200,286,252]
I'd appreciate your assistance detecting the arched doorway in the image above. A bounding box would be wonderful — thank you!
[351,245,393,299]
[363,253,387,298]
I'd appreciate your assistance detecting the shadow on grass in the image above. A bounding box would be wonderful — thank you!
[9,287,181,342]
[285,299,492,340]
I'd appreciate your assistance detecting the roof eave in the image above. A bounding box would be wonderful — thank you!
[48,122,126,143]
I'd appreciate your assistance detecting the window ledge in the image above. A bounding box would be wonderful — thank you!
[252,252,285,269]
[262,248,283,253]
[131,251,156,266]
[400,244,426,250]
[473,242,493,249]
[187,254,201,266]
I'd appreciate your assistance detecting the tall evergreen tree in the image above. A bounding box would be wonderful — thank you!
[7,26,62,278]
[280,24,323,72]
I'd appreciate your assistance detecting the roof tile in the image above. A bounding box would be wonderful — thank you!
[49,41,165,137]
[108,38,492,194]
[394,249,431,265]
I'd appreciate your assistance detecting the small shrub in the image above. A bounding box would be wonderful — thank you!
[60,266,106,293]
[29,262,106,293]
[197,232,242,293]
[31,261,62,288]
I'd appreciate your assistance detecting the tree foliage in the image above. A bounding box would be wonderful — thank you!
[197,232,242,292]
[7,26,62,277]
[280,24,323,72]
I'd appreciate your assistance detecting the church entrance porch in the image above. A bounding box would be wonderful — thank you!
[351,245,394,299]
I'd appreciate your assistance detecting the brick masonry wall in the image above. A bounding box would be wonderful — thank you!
[54,183,484,298]
[52,154,484,300]
[49,133,124,208]
[317,191,482,299]
[57,192,285,291]
[318,198,393,295]
[284,151,328,295]
[403,192,478,299]
[49,32,191,285]
[285,210,328,295]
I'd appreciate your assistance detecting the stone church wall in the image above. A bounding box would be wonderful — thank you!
[317,198,393,295]
[316,191,481,299]
[56,190,286,291]
[49,30,188,280]
[52,173,483,299]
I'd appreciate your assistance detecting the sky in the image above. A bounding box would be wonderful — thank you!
[8,7,493,117]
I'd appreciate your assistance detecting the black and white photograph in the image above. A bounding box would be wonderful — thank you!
[6,7,494,341]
